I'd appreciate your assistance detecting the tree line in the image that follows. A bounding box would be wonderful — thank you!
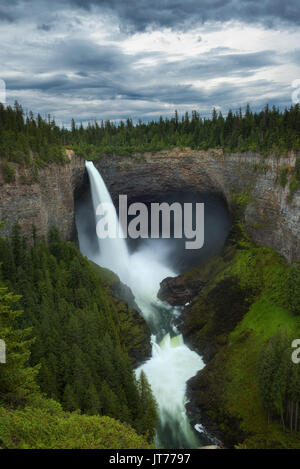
[1,102,300,173]
[259,331,300,432]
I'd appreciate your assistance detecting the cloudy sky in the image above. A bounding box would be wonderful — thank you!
[1,0,300,125]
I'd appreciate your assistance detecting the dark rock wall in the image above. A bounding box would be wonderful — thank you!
[95,149,300,263]
[1,148,299,262]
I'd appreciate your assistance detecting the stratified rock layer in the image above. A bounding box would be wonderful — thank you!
[1,148,299,262]
[95,149,300,263]
[0,151,86,241]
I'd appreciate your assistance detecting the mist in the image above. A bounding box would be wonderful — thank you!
[75,163,230,448]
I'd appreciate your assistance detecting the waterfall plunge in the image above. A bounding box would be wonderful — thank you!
[83,161,206,449]
[85,161,129,283]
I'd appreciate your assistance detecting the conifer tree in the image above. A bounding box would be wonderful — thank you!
[0,226,159,439]
[136,371,158,442]
[62,383,79,412]
[100,380,120,418]
[0,287,39,406]
[259,331,300,431]
[286,266,300,315]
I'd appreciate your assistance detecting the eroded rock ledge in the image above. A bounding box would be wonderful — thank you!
[157,275,204,306]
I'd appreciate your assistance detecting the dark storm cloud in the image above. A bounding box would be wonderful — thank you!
[55,39,279,79]
[2,0,298,30]
[0,8,18,22]
[0,0,25,22]
[5,37,280,106]
[54,39,128,71]
[37,23,52,31]
[152,50,280,81]
[0,0,297,123]
[68,0,300,30]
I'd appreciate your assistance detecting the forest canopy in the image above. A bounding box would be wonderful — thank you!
[0,225,158,445]
[0,102,300,168]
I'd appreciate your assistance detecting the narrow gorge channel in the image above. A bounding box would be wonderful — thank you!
[75,161,230,448]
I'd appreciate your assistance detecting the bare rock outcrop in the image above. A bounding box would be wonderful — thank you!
[0,151,85,241]
[157,275,203,306]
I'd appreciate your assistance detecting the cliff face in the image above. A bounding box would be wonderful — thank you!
[0,148,299,262]
[0,151,86,241]
[95,149,300,263]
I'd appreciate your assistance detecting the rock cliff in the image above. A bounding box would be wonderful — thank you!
[1,148,299,262]
[0,151,85,241]
[95,148,300,263]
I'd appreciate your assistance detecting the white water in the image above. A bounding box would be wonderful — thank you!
[84,161,206,448]
[85,161,130,282]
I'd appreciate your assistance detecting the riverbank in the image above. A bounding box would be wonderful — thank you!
[159,221,300,449]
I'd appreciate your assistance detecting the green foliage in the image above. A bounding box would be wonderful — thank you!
[0,101,65,168]
[0,287,39,406]
[0,230,155,448]
[1,102,300,168]
[286,266,300,315]
[0,403,153,449]
[258,332,300,431]
[279,167,289,188]
[0,225,157,440]
[288,175,300,200]
[232,190,254,207]
[179,225,300,448]
[295,156,300,180]
[136,371,159,442]
[288,156,300,199]
[1,161,16,183]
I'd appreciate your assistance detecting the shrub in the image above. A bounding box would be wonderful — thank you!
[0,405,153,449]
[279,167,289,188]
[1,161,15,183]
[295,156,300,181]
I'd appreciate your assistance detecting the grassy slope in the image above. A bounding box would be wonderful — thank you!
[225,246,299,448]
[182,226,300,448]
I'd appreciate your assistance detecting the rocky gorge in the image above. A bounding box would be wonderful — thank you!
[1,148,299,263]
[1,148,300,448]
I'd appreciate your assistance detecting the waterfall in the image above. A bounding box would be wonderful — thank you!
[85,161,129,283]
[83,161,208,449]
[139,334,203,448]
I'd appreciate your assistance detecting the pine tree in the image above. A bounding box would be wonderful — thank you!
[0,287,39,406]
[259,331,300,431]
[83,383,101,415]
[136,371,158,442]
[286,266,300,315]
[100,380,120,418]
[258,339,277,423]
[62,384,79,412]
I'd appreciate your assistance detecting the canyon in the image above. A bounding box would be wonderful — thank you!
[1,148,299,264]
[1,148,300,448]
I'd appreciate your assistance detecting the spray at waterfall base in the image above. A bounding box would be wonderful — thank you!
[95,195,205,250]
[83,161,211,448]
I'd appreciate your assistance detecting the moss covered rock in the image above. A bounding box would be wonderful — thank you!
[176,228,300,448]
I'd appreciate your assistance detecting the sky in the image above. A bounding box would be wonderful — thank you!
[0,0,300,125]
